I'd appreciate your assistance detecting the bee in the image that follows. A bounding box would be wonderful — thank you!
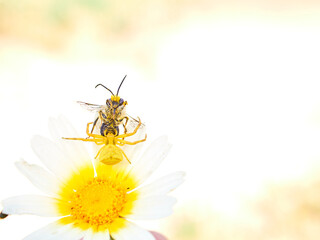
[78,75,142,136]
[63,118,147,165]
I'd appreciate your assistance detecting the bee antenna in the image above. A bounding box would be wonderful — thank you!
[116,75,127,96]
[95,84,115,96]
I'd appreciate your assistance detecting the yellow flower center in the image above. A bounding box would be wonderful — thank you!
[70,177,127,226]
[57,164,138,232]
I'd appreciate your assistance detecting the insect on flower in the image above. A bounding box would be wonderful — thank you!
[63,118,147,165]
[1,117,184,240]
[78,75,144,136]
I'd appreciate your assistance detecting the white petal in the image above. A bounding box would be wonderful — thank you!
[31,135,78,181]
[23,221,84,240]
[135,171,185,197]
[55,227,84,240]
[125,195,177,220]
[82,229,94,240]
[2,195,61,217]
[82,229,110,240]
[48,116,91,169]
[110,220,155,240]
[92,230,110,240]
[15,160,61,196]
[129,136,171,184]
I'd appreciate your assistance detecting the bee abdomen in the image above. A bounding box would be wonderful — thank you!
[100,123,119,136]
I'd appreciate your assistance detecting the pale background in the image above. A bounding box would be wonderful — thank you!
[1,1,320,239]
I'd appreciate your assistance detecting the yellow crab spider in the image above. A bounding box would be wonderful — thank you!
[63,119,146,165]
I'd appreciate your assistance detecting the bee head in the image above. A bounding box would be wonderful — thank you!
[96,75,128,108]
[106,96,127,108]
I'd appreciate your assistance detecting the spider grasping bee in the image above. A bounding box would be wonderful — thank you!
[65,75,147,165]
[63,119,147,165]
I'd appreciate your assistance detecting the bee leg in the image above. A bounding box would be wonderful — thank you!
[122,117,129,134]
[120,116,129,140]
[98,110,108,122]
[117,134,147,145]
[117,117,142,138]
[90,117,99,134]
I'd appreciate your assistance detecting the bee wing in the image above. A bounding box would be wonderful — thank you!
[126,114,146,131]
[77,101,105,112]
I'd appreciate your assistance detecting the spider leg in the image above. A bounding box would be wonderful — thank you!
[116,134,147,145]
[117,117,142,138]
[119,148,131,164]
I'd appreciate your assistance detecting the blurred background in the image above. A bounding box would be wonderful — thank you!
[1,0,320,239]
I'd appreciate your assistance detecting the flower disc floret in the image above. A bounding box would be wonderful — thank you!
[70,178,126,226]
[57,164,138,231]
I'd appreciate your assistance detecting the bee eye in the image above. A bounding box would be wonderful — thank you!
[119,98,124,105]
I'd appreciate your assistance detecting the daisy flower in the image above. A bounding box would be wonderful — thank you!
[1,117,185,239]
